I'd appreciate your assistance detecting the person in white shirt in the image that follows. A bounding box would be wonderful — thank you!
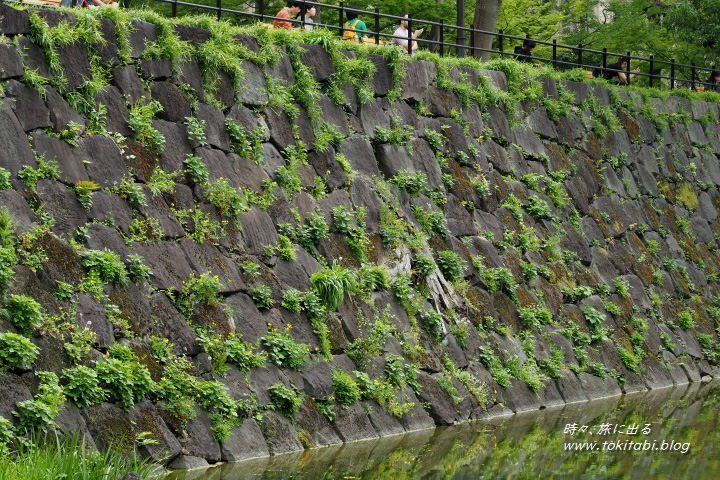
[392,12,424,54]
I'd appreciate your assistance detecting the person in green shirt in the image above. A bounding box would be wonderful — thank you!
[344,9,368,41]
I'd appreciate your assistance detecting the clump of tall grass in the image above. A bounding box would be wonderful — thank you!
[0,433,160,480]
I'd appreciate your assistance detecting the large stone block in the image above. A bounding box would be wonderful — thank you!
[180,238,244,292]
[0,374,33,426]
[375,144,414,178]
[95,17,119,67]
[139,58,172,80]
[96,86,131,136]
[45,87,86,134]
[147,292,200,356]
[236,59,268,107]
[337,134,380,178]
[150,82,192,123]
[349,175,382,233]
[559,80,592,104]
[129,400,181,464]
[133,241,193,291]
[220,419,269,462]
[175,59,204,101]
[299,43,334,82]
[0,45,23,82]
[422,86,461,117]
[358,96,391,139]
[36,180,87,237]
[235,34,260,52]
[111,65,147,105]
[330,401,379,442]
[57,42,91,93]
[264,106,296,151]
[444,194,477,237]
[526,106,558,140]
[239,206,279,256]
[512,123,547,159]
[0,104,35,175]
[479,69,507,91]
[308,146,347,190]
[34,9,76,28]
[486,105,511,141]
[264,52,294,86]
[174,24,211,46]
[194,103,229,152]
[402,60,436,101]
[0,191,37,234]
[226,152,269,192]
[5,80,50,131]
[82,402,136,453]
[260,410,304,454]
[179,410,222,463]
[78,135,129,188]
[0,3,29,34]
[33,132,88,184]
[84,223,131,260]
[15,36,49,79]
[87,192,133,235]
[129,20,157,59]
[318,94,348,135]
[367,54,392,96]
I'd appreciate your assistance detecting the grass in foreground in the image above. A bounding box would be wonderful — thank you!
[0,433,161,480]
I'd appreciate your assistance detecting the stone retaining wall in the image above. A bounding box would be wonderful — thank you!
[0,3,719,469]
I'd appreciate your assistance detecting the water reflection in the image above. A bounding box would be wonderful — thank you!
[169,381,720,480]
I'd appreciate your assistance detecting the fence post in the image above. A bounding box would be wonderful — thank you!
[602,48,607,74]
[339,2,344,38]
[407,15,413,54]
[498,30,504,57]
[626,51,631,85]
[172,0,177,18]
[577,44,583,69]
[301,0,306,30]
[439,19,445,57]
[671,59,675,90]
[649,54,654,88]
[691,63,696,90]
[470,25,475,58]
[374,7,380,45]
[552,39,556,68]
[216,0,221,20]
[259,0,264,21]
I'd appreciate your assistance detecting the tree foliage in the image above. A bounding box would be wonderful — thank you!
[666,0,720,51]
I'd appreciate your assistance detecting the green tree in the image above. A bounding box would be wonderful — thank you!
[666,0,720,52]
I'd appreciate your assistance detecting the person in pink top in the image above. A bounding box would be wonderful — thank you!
[273,1,302,30]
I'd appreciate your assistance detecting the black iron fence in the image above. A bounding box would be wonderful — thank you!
[126,0,718,91]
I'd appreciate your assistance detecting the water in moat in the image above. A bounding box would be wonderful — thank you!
[168,380,720,480]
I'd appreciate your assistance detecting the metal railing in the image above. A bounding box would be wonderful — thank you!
[127,0,719,92]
